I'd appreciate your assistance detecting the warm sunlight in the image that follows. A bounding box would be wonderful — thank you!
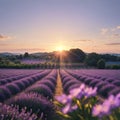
[55,46,65,52]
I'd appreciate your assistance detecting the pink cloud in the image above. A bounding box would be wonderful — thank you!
[0,34,12,40]
[105,42,120,45]
[101,28,108,35]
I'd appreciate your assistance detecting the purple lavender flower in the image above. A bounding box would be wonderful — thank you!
[92,92,120,118]
[84,87,97,98]
[104,95,120,109]
[93,102,110,117]
[116,93,120,101]
[7,93,55,120]
[55,94,72,104]
[69,84,85,99]
[92,104,103,117]
[0,103,38,120]
[61,100,78,114]
[62,103,71,114]
[71,104,78,111]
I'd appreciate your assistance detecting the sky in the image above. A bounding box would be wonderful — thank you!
[0,0,120,53]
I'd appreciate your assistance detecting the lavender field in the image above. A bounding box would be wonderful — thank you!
[1,0,120,120]
[0,68,120,120]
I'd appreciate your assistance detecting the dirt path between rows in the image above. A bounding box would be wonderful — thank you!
[54,70,63,96]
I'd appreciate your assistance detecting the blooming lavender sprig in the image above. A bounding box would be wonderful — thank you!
[8,93,56,120]
[69,83,97,99]
[55,84,98,120]
[92,93,120,118]
[0,103,37,120]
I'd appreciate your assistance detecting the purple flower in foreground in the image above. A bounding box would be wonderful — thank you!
[92,100,111,117]
[55,94,78,114]
[101,103,110,115]
[115,93,120,105]
[69,84,85,99]
[69,84,97,99]
[92,104,103,117]
[71,105,78,111]
[104,95,119,109]
[62,103,78,114]
[93,103,110,117]
[62,103,71,114]
[92,93,120,117]
[84,87,97,98]
[55,94,72,104]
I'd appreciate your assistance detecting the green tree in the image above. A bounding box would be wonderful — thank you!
[68,48,86,63]
[85,53,100,66]
[97,59,105,69]
[24,52,29,58]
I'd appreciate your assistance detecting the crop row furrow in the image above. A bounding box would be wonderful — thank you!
[65,69,120,98]
[0,70,51,102]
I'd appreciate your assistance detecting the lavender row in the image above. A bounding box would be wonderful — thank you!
[66,69,120,98]
[0,69,42,79]
[60,69,83,94]
[0,69,42,80]
[0,70,43,85]
[26,69,57,100]
[6,93,56,120]
[6,69,58,120]
[0,69,27,79]
[67,69,120,80]
[0,70,51,102]
[66,69,120,88]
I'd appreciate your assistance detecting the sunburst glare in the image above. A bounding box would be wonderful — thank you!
[56,46,65,52]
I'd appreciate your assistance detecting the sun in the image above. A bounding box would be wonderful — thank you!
[56,46,65,52]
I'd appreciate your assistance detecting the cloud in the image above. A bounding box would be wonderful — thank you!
[0,34,12,40]
[117,26,120,29]
[111,28,116,32]
[101,28,108,35]
[13,48,47,52]
[101,25,120,36]
[76,39,92,42]
[110,33,120,39]
[105,42,120,45]
[0,48,47,53]
[101,25,120,40]
[112,33,120,37]
[0,43,8,46]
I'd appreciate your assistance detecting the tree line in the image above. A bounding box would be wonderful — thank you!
[0,49,120,69]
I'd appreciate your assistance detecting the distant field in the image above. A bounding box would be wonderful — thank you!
[20,59,47,64]
[106,61,120,65]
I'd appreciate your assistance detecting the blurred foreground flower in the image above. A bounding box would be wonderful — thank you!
[92,93,120,119]
[55,83,120,120]
[55,84,98,120]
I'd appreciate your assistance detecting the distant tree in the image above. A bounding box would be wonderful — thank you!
[97,59,105,69]
[24,52,29,58]
[111,65,120,69]
[16,54,23,59]
[85,52,100,66]
[14,60,21,64]
[100,54,119,61]
[68,48,86,63]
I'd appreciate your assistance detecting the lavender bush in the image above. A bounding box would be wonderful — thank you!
[38,80,55,92]
[0,86,12,102]
[0,103,38,120]
[8,93,56,120]
[26,84,53,99]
